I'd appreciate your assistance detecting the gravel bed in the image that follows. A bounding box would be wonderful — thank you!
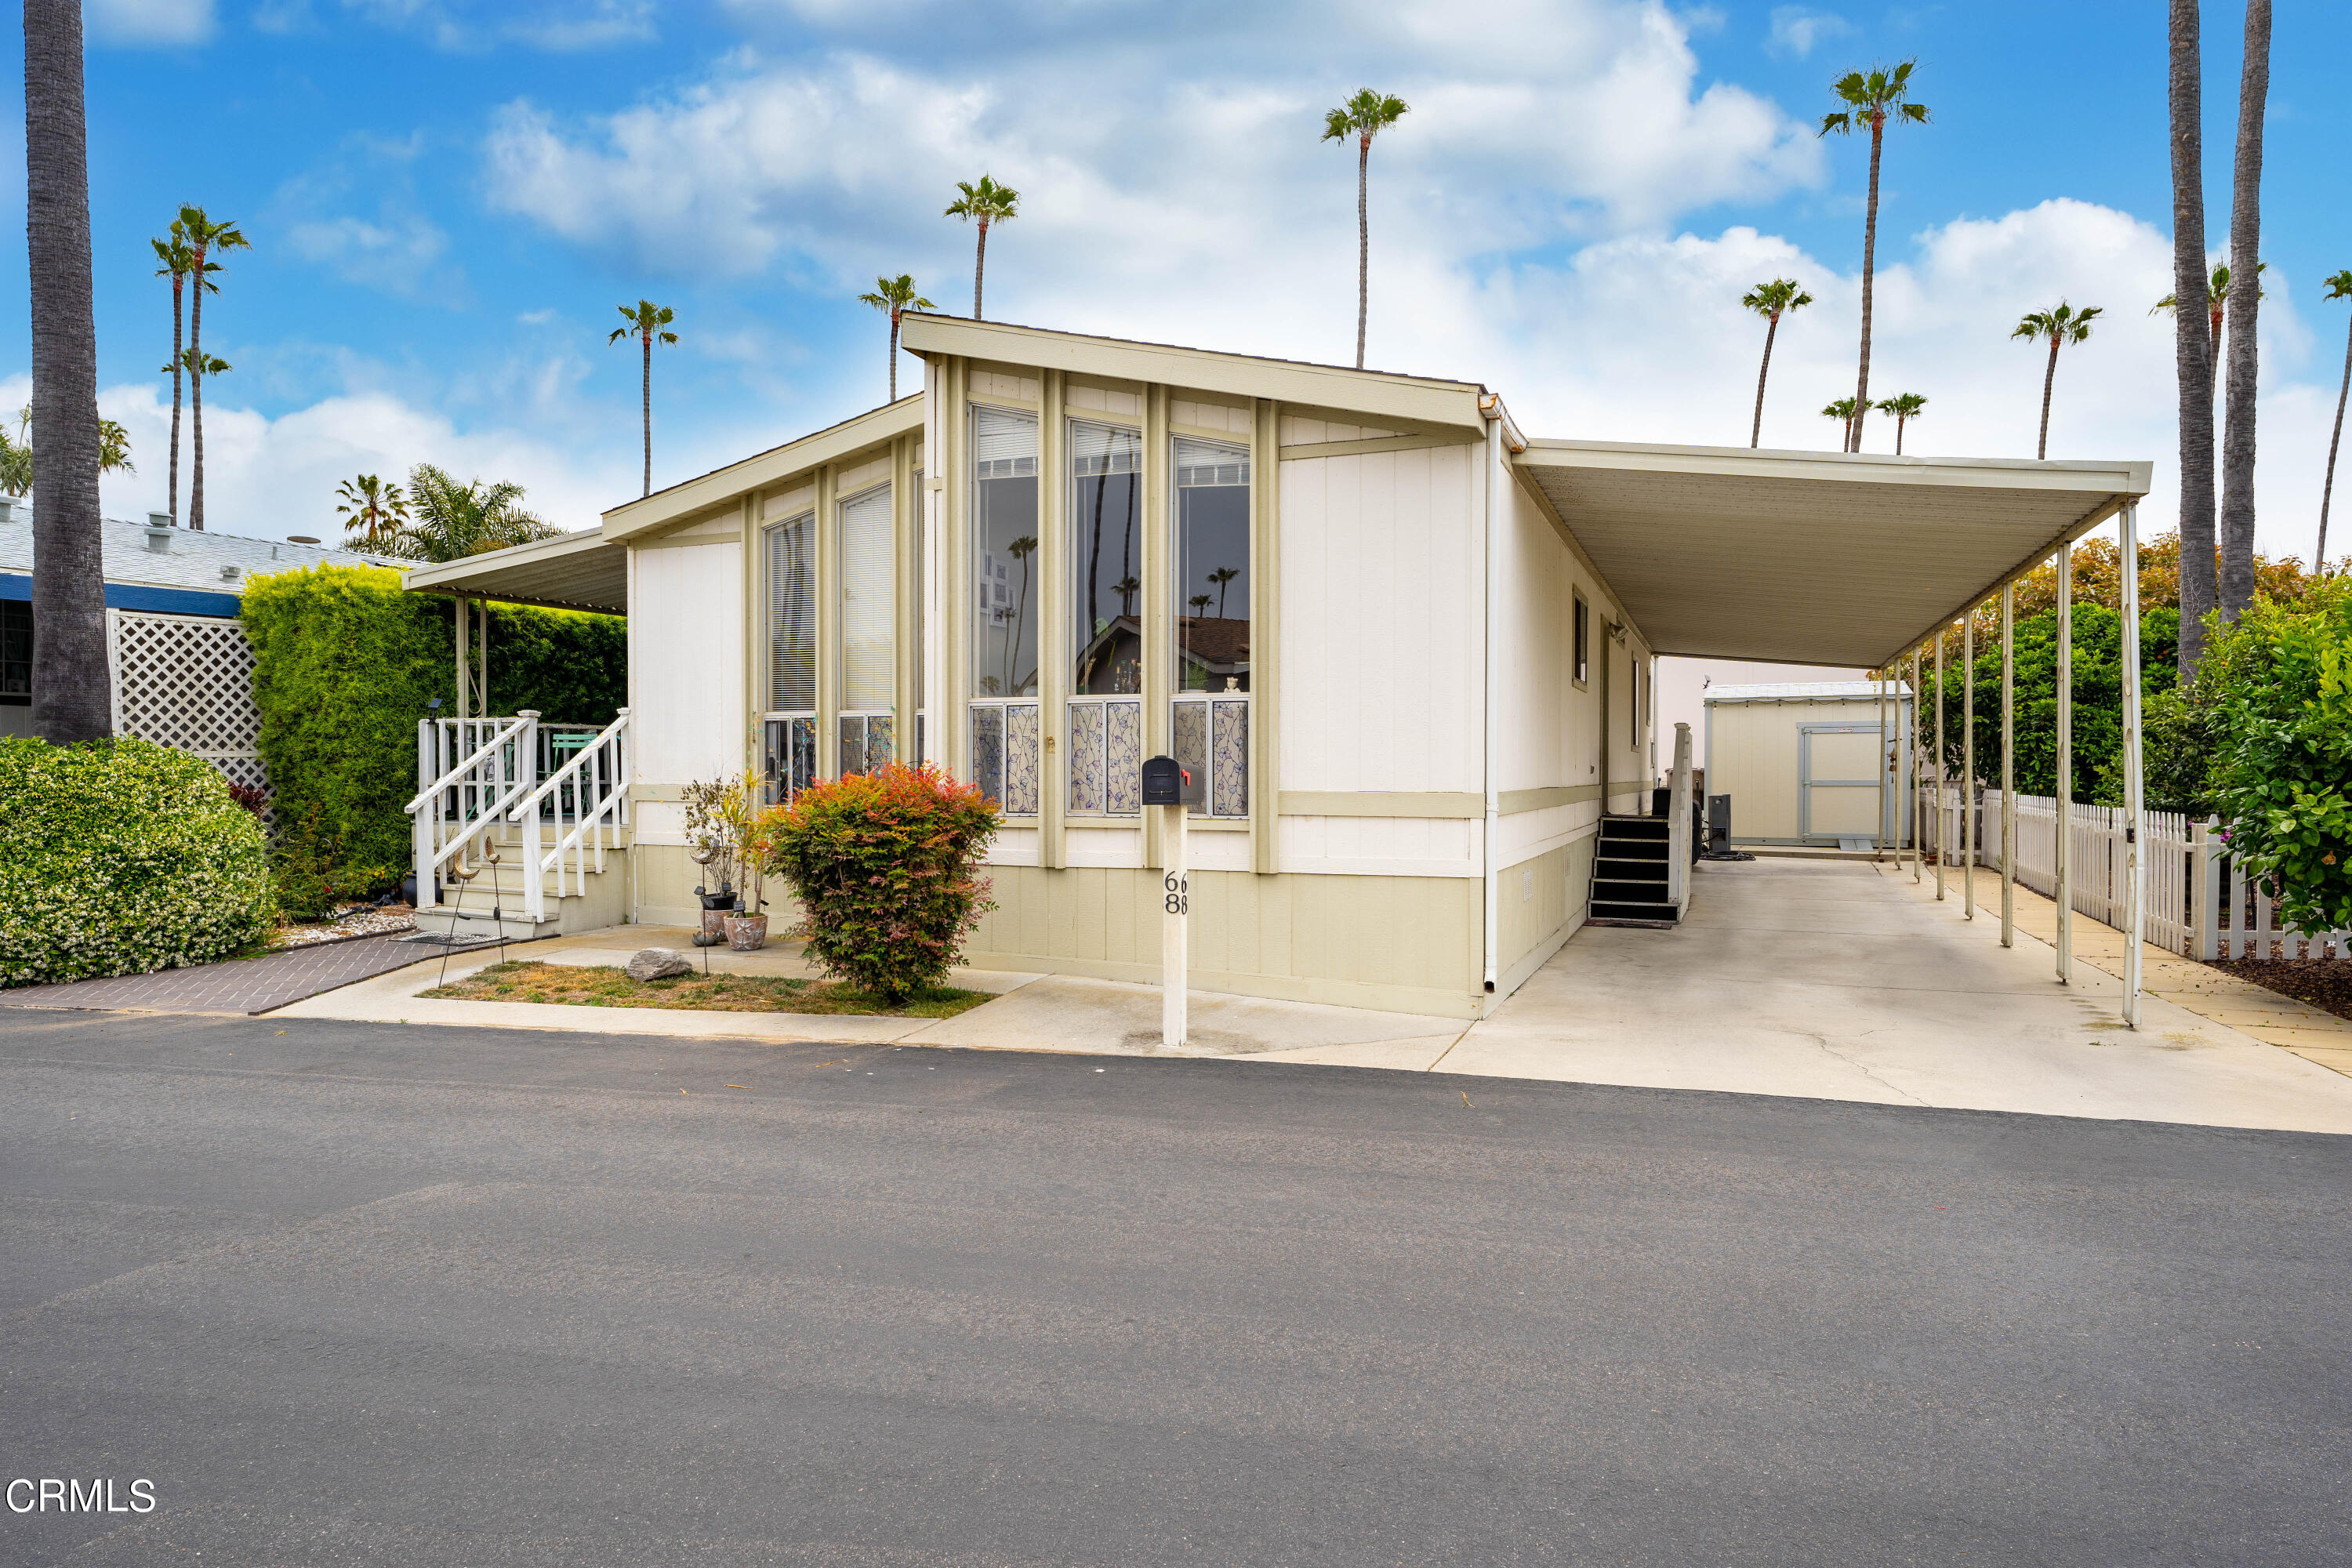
[274,906,418,950]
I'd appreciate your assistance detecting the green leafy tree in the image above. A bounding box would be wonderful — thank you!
[0,408,134,495]
[2010,303,2100,459]
[175,205,248,534]
[856,274,936,402]
[1875,391,1927,455]
[1740,278,1813,448]
[391,464,561,562]
[943,176,1018,321]
[1322,89,1410,371]
[1817,60,1929,453]
[608,299,677,498]
[24,0,109,741]
[2318,269,2351,572]
[2201,575,2352,934]
[336,473,409,551]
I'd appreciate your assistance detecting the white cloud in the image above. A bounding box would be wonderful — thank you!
[62,379,633,542]
[86,0,216,46]
[285,212,455,299]
[1765,5,1852,59]
[339,0,654,51]
[483,0,1825,303]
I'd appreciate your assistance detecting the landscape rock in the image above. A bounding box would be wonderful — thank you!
[626,948,695,981]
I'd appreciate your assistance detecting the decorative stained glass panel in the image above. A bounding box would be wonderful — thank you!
[1004,702,1040,816]
[1105,700,1142,815]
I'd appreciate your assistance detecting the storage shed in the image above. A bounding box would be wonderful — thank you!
[1703,681,1913,850]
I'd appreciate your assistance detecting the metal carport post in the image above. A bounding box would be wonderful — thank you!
[2119,500,2146,1028]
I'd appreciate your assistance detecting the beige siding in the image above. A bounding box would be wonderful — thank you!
[1706,696,1905,842]
[966,867,1483,1016]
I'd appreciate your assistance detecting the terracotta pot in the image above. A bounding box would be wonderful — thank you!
[724,913,768,952]
[699,907,730,943]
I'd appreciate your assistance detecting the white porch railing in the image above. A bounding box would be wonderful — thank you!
[504,709,631,922]
[1916,781,2350,962]
[406,711,539,911]
[406,711,631,920]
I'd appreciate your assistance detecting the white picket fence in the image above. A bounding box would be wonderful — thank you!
[1916,779,2351,961]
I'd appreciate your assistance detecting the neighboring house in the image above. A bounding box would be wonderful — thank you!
[405,315,2149,1018]
[1703,681,1916,849]
[0,506,400,795]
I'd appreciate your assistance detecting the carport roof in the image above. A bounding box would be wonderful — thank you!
[401,528,626,615]
[1515,440,2151,669]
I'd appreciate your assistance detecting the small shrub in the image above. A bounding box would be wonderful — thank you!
[753,763,999,1002]
[0,738,274,987]
[270,799,399,925]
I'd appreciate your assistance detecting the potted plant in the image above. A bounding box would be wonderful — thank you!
[681,777,740,946]
[718,772,770,951]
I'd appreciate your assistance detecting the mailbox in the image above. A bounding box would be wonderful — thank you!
[1142,755,1203,807]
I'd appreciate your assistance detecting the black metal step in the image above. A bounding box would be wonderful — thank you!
[1594,862,1668,884]
[1599,817,1671,840]
[1598,839,1669,862]
[1592,899,1679,921]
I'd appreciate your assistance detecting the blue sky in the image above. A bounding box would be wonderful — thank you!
[6,0,2347,561]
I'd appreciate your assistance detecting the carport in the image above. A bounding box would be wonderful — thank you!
[1510,440,2158,1023]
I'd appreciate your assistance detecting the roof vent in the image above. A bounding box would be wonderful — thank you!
[220,564,241,582]
[286,535,321,545]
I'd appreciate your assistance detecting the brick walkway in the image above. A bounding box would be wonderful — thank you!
[0,935,441,1017]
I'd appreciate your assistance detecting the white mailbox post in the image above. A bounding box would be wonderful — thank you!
[1142,755,1200,1048]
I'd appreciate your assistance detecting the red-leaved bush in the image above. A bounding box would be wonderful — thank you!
[752,763,999,1002]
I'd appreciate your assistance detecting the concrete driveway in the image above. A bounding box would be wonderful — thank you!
[1436,856,2352,1133]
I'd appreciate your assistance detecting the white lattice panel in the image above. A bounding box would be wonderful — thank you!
[107,609,271,811]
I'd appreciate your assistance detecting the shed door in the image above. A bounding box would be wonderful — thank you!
[1801,726,1886,840]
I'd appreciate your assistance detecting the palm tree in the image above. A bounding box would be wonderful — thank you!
[25,0,109,740]
[1875,392,1927,455]
[1322,89,1410,371]
[396,463,561,563]
[2152,262,2247,407]
[336,473,409,552]
[0,407,133,495]
[856,275,935,402]
[1207,564,1240,616]
[176,205,248,534]
[2011,303,2101,459]
[2318,270,2352,574]
[1821,397,1860,449]
[2217,0,2271,625]
[1741,278,1813,447]
[608,299,677,499]
[944,176,1018,321]
[2167,0,2217,678]
[150,222,205,528]
[1818,62,1930,453]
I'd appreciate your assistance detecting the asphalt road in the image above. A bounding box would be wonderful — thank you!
[2,1010,2346,1566]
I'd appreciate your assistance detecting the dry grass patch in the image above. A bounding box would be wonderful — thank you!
[420,960,992,1018]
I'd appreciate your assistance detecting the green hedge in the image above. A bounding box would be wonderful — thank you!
[0,737,274,987]
[240,564,625,873]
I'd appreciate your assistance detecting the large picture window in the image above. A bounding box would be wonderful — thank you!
[1171,434,1250,817]
[971,406,1040,700]
[838,481,895,775]
[1066,420,1142,815]
[970,406,1040,815]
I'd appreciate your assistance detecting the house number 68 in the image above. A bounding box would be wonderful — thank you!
[1163,871,1189,916]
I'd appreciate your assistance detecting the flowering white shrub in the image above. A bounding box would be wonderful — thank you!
[0,737,274,988]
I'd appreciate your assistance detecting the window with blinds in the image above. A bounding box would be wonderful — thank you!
[838,482,893,713]
[766,512,815,712]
